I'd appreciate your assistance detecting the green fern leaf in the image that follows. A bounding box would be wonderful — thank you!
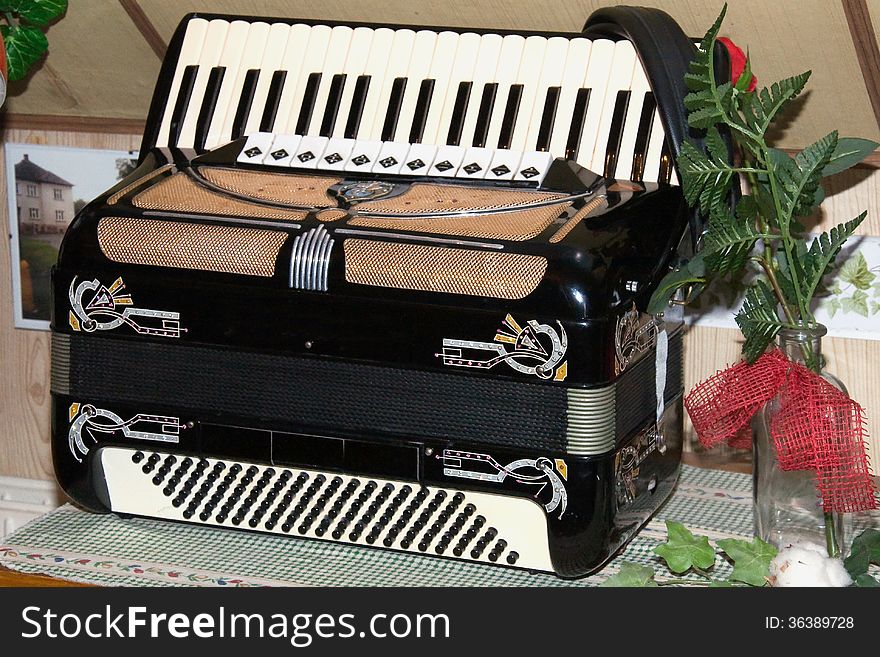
[735,281,784,362]
[798,213,867,301]
[702,196,766,274]
[768,133,838,221]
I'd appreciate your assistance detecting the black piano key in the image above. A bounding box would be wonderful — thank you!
[409,79,435,144]
[630,92,657,182]
[259,70,288,133]
[564,88,590,160]
[319,73,347,137]
[295,72,322,135]
[471,82,498,148]
[659,139,674,184]
[446,81,473,146]
[603,90,631,179]
[168,64,198,147]
[344,75,371,139]
[381,77,407,142]
[496,84,523,150]
[194,66,226,151]
[231,69,260,140]
[535,86,561,152]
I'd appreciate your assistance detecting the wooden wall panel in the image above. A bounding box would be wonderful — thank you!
[0,129,140,480]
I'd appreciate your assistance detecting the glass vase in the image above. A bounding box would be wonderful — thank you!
[752,323,850,557]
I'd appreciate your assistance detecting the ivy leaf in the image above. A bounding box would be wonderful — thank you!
[844,528,880,578]
[839,252,875,290]
[826,298,841,318]
[653,521,716,574]
[717,537,777,586]
[735,280,784,362]
[1,24,48,81]
[822,137,880,177]
[647,254,707,314]
[599,562,658,587]
[841,290,870,317]
[854,574,880,587]
[871,301,880,315]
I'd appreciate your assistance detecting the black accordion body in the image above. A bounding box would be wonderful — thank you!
[51,7,707,578]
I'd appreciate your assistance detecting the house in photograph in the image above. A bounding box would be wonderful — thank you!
[15,154,75,234]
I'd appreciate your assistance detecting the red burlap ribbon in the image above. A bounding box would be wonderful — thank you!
[685,350,878,513]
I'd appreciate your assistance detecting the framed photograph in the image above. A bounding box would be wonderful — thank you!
[6,143,138,330]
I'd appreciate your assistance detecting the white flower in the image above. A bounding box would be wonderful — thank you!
[768,542,852,587]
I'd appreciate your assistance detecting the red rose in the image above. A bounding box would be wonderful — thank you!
[717,37,757,92]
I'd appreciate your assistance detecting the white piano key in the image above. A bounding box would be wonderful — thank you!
[614,64,652,180]
[547,38,592,158]
[176,19,228,150]
[505,35,549,151]
[320,137,356,170]
[388,30,438,142]
[203,21,252,149]
[292,135,330,169]
[423,31,477,145]
[363,29,415,141]
[430,145,466,177]
[307,25,355,136]
[268,24,314,134]
[237,132,275,164]
[242,23,293,138]
[282,25,333,134]
[573,39,615,171]
[332,27,376,138]
[484,35,526,150]
[514,150,554,182]
[401,143,438,174]
[157,18,209,147]
[486,149,524,181]
[263,133,302,167]
[522,36,569,151]
[344,140,384,172]
[586,40,636,176]
[413,30,460,143]
[455,147,494,180]
[216,22,272,145]
[458,33,504,148]
[372,141,412,174]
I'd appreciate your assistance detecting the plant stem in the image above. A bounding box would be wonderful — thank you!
[4,12,15,27]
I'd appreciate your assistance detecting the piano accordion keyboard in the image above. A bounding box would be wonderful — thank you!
[101,447,553,572]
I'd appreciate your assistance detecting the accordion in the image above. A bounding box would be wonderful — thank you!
[51,6,708,578]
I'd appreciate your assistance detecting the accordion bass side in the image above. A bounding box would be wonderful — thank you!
[51,7,713,577]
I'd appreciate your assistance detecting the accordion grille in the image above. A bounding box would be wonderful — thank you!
[356,183,564,214]
[348,203,568,241]
[132,173,308,221]
[107,164,173,205]
[198,167,338,207]
[344,239,546,299]
[97,216,287,277]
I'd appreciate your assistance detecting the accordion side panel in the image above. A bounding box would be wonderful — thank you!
[344,239,547,299]
[97,217,287,277]
[132,173,308,221]
[347,204,570,241]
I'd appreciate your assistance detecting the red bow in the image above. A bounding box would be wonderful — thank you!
[686,350,877,513]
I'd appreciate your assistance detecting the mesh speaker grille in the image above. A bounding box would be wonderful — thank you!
[348,203,569,241]
[132,173,308,221]
[198,167,338,207]
[344,239,546,299]
[98,216,287,277]
[549,196,608,243]
[357,183,564,214]
[108,165,174,205]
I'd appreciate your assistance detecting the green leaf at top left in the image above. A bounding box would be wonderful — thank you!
[6,0,68,27]
[1,24,48,81]
[653,521,716,574]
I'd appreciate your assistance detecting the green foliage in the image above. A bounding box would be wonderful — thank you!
[651,3,877,367]
[653,521,716,574]
[1,0,67,81]
[716,537,777,586]
[599,562,658,587]
[839,252,876,290]
[844,528,880,585]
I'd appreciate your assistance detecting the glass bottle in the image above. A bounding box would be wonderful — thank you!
[752,323,850,557]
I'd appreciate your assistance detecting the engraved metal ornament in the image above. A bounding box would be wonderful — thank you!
[67,402,182,463]
[614,304,659,373]
[337,180,395,203]
[614,424,661,507]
